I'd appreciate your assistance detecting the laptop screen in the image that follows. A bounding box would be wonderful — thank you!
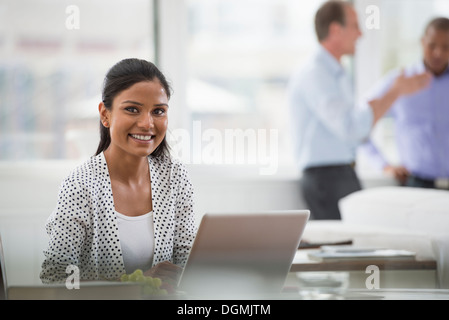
[178,210,310,298]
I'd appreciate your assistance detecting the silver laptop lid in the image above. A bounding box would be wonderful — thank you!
[178,210,310,298]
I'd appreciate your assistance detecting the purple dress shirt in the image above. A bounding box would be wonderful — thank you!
[362,61,449,180]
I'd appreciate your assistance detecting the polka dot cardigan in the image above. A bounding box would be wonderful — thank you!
[40,152,197,283]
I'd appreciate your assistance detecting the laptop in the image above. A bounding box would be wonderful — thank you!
[177,210,310,298]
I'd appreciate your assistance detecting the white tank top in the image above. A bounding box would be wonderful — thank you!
[116,211,154,274]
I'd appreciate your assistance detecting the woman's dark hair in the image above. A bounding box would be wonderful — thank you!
[95,58,172,157]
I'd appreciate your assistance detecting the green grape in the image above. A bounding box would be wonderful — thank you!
[128,273,138,282]
[158,289,168,295]
[143,286,154,295]
[136,275,145,283]
[133,269,143,277]
[119,270,169,296]
[120,274,129,282]
[152,277,162,288]
[144,277,154,286]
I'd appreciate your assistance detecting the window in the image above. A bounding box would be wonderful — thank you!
[0,0,155,160]
[4,1,446,177]
[161,0,327,175]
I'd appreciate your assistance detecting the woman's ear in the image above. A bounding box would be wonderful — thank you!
[99,102,110,128]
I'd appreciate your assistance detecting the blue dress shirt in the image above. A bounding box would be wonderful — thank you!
[288,45,373,170]
[362,61,449,180]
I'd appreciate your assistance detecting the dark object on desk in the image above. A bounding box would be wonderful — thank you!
[298,239,353,249]
[0,235,7,300]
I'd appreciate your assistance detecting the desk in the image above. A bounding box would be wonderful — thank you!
[288,250,438,289]
[342,288,449,300]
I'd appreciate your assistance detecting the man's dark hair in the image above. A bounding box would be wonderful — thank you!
[424,17,449,35]
[314,0,349,42]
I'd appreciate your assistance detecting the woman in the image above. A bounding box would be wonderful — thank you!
[40,58,197,284]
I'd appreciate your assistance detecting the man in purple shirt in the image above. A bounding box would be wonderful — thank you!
[363,17,449,190]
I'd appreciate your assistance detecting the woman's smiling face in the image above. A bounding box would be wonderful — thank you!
[100,80,169,158]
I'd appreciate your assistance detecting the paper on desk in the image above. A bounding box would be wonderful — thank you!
[307,245,416,262]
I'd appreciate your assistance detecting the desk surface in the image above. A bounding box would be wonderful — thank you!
[340,288,449,300]
[290,250,437,272]
[7,285,449,300]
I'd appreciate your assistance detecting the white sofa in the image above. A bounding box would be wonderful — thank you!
[301,186,449,289]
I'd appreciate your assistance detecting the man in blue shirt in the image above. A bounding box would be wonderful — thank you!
[288,0,431,220]
[362,17,449,190]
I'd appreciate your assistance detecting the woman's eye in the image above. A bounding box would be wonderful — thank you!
[153,108,166,116]
[125,107,139,113]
